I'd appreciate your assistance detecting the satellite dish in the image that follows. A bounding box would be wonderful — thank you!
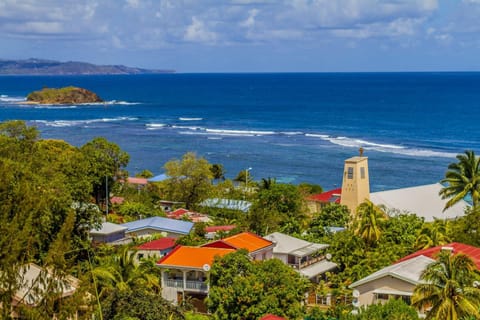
[326,253,332,260]
[474,281,480,288]
[202,264,211,272]
[352,290,360,298]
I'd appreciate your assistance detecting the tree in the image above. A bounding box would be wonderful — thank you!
[80,137,130,208]
[259,177,276,190]
[207,250,309,320]
[353,201,386,247]
[343,298,419,320]
[210,164,226,181]
[308,203,350,239]
[440,150,480,210]
[164,152,214,209]
[415,219,451,250]
[248,183,306,235]
[412,252,480,320]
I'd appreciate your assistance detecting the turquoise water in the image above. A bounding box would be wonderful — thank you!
[1,73,479,191]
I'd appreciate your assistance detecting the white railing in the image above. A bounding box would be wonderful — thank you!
[164,279,208,291]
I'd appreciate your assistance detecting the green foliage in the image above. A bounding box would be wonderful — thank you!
[344,299,419,320]
[414,218,450,250]
[412,252,480,320]
[447,207,480,246]
[101,286,185,320]
[26,86,103,104]
[298,182,323,195]
[440,150,480,210]
[207,250,309,320]
[80,137,130,208]
[117,200,164,221]
[136,169,154,178]
[210,164,226,181]
[353,201,387,247]
[164,152,214,209]
[248,183,306,235]
[308,203,350,239]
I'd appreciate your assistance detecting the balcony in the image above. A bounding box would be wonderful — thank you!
[164,279,208,292]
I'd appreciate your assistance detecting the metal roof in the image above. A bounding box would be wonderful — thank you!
[200,198,252,212]
[264,232,329,256]
[370,183,470,222]
[300,260,337,278]
[90,222,127,235]
[349,255,435,289]
[122,216,193,235]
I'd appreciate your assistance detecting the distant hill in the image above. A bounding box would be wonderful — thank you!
[0,58,174,75]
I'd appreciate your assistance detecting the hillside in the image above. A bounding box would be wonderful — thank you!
[0,58,174,75]
[26,86,103,104]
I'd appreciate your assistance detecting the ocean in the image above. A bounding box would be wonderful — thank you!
[1,72,479,192]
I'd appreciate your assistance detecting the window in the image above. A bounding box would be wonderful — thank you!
[360,167,365,179]
[347,167,354,179]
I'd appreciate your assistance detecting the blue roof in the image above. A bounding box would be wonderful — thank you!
[122,216,193,235]
[148,173,169,182]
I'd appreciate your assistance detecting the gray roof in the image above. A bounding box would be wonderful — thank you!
[264,232,329,256]
[349,255,435,289]
[300,260,337,278]
[90,222,127,235]
[122,216,193,235]
[370,183,470,222]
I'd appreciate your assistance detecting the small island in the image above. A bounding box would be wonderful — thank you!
[26,86,103,104]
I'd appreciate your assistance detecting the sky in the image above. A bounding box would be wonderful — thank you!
[1,0,480,72]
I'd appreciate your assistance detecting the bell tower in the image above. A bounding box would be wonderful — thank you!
[340,148,370,214]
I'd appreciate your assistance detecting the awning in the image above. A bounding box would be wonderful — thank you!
[373,288,413,296]
[300,260,337,278]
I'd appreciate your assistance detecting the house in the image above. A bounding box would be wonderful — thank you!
[349,243,480,312]
[202,232,275,261]
[167,208,211,223]
[157,246,235,312]
[204,225,237,239]
[134,237,177,263]
[9,263,80,318]
[122,216,194,238]
[263,232,337,282]
[89,222,129,244]
[349,255,434,309]
[306,188,341,213]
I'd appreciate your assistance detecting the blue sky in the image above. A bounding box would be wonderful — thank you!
[1,0,479,72]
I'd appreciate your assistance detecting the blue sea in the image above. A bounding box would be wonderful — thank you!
[1,73,479,192]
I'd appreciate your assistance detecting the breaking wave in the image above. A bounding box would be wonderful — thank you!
[32,117,138,127]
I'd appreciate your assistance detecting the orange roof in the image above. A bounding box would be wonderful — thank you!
[221,232,274,253]
[157,246,234,269]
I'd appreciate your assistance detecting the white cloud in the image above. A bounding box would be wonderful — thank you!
[184,17,217,43]
[240,8,259,28]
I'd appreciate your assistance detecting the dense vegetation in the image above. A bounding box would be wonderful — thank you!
[26,86,103,104]
[1,120,480,319]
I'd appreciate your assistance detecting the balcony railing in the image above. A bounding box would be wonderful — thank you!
[164,279,208,291]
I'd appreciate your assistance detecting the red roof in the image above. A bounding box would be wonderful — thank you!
[306,188,342,203]
[205,225,236,233]
[137,237,176,250]
[397,242,480,269]
[169,208,190,218]
[110,196,125,204]
[260,315,286,320]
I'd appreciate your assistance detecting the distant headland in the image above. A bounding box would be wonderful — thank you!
[0,58,175,75]
[26,86,103,104]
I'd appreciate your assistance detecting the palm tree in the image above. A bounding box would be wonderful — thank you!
[353,200,387,246]
[412,252,480,320]
[415,219,451,250]
[440,150,480,210]
[92,246,160,296]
